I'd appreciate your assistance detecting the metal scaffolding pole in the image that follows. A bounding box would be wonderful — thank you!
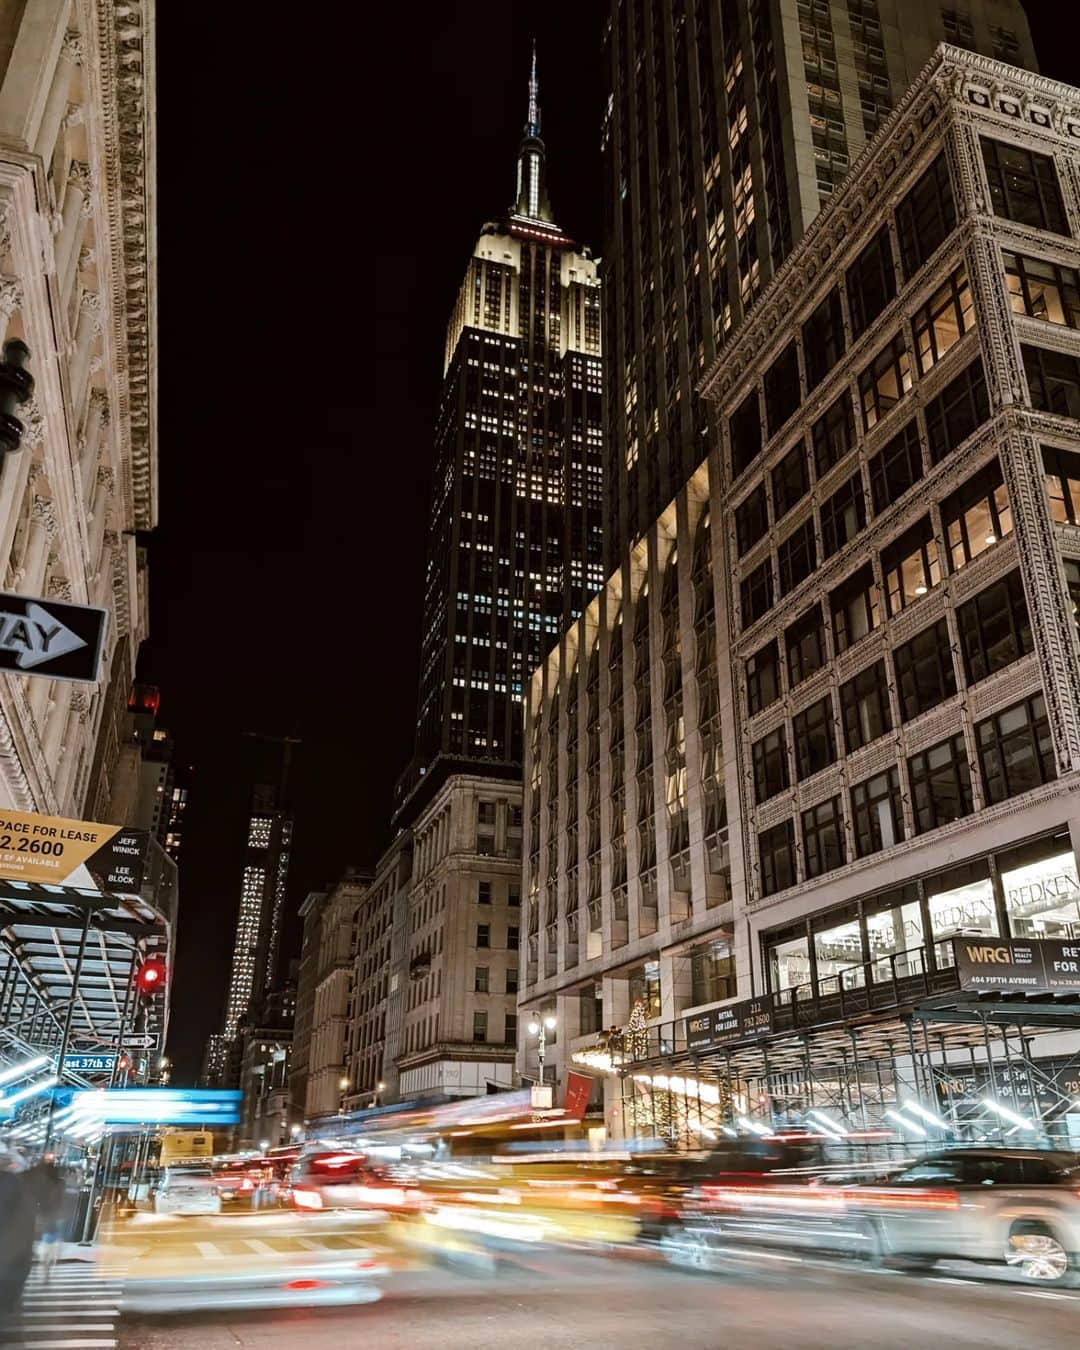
[42,907,92,1154]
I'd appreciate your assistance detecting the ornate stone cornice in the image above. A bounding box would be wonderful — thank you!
[47,575,72,601]
[96,0,157,531]
[61,30,84,66]
[68,160,92,198]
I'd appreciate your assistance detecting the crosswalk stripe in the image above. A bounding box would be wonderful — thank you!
[12,1264,121,1350]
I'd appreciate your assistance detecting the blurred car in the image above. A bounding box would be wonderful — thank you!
[212,1162,259,1208]
[287,1150,411,1212]
[152,1166,221,1216]
[845,1148,1080,1285]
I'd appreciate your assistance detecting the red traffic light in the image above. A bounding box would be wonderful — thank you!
[136,957,167,995]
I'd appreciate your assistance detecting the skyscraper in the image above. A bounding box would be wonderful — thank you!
[394,48,603,825]
[203,783,294,1086]
[601,0,1037,568]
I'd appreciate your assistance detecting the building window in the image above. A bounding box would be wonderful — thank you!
[746,639,781,715]
[473,1010,487,1043]
[730,388,762,477]
[786,605,826,689]
[1004,252,1080,329]
[507,925,519,948]
[840,660,892,752]
[476,924,490,948]
[981,138,1069,236]
[778,519,816,595]
[1023,344,1080,418]
[812,390,856,478]
[478,801,496,826]
[924,358,990,464]
[752,726,790,804]
[895,151,957,279]
[508,883,521,907]
[1044,444,1080,523]
[912,267,974,375]
[740,559,774,629]
[830,563,881,653]
[851,767,905,857]
[690,940,735,1007]
[859,333,912,431]
[478,881,492,904]
[998,832,1080,940]
[474,966,489,993]
[908,734,974,833]
[882,516,940,615]
[735,484,769,555]
[1068,560,1080,641]
[759,819,796,896]
[802,288,845,391]
[847,225,897,338]
[869,419,923,515]
[977,694,1055,804]
[764,343,800,435]
[503,1013,518,1044]
[506,967,519,994]
[893,618,957,721]
[772,442,810,519]
[941,459,1013,571]
[793,695,836,781]
[957,570,1033,685]
[821,473,866,558]
[802,797,845,878]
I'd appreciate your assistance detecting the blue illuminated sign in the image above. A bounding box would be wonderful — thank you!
[69,1088,242,1126]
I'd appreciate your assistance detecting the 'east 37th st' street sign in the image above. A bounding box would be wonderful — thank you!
[0,592,107,683]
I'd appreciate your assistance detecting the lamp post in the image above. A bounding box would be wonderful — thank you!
[527,1014,557,1086]
[374,1080,386,1107]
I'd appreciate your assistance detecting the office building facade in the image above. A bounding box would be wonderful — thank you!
[394,51,602,824]
[523,45,1080,1144]
[601,0,1036,569]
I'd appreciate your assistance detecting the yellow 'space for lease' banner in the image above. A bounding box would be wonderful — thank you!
[0,809,150,893]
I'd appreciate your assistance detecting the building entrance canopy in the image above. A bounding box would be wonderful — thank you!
[0,810,170,1099]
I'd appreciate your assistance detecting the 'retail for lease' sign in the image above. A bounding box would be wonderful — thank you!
[0,808,149,893]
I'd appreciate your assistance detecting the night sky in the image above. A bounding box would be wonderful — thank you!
[144,4,605,1082]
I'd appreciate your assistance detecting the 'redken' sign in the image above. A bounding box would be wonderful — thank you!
[952,936,1080,994]
[0,592,106,683]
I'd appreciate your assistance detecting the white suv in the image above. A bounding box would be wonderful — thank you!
[153,1166,222,1215]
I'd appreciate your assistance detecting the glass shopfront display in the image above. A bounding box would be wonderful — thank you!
[999,833,1080,940]
[763,830,1080,1004]
[925,860,997,968]
[813,907,864,993]
[864,885,924,981]
[770,930,812,1001]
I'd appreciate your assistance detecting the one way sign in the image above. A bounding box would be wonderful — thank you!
[0,593,106,683]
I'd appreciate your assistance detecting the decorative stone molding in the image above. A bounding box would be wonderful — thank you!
[78,245,96,271]
[61,30,84,65]
[68,161,92,198]
[46,575,72,601]
[70,689,90,715]
[19,401,44,450]
[89,388,110,425]
[63,101,86,129]
[0,277,22,318]
[32,496,58,538]
[96,466,115,494]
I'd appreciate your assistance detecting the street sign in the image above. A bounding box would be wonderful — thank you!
[63,1053,116,1074]
[0,592,106,683]
[113,1034,156,1050]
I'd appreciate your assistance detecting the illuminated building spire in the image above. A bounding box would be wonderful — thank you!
[514,41,553,223]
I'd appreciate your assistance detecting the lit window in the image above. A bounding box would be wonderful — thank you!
[940,460,1013,571]
[1004,252,1080,328]
[882,517,940,615]
[912,267,974,374]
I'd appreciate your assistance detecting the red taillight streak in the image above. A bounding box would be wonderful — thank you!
[284,1278,328,1290]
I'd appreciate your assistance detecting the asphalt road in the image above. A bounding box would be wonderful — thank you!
[119,1244,1080,1350]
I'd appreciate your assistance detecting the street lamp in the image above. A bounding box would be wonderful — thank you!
[290,1123,302,1139]
[375,1080,386,1107]
[338,1076,350,1113]
[527,1014,557,1085]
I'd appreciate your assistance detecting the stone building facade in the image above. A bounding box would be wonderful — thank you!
[601,0,1036,570]
[0,0,156,817]
[521,45,1080,1139]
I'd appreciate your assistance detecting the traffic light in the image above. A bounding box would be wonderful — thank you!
[136,956,167,997]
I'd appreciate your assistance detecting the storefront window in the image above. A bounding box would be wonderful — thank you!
[690,940,735,1007]
[813,911,865,993]
[925,861,997,968]
[864,886,925,982]
[769,932,811,1002]
[999,838,1080,940]
[628,960,662,1020]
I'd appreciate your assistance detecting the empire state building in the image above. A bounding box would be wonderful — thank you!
[396,50,603,822]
